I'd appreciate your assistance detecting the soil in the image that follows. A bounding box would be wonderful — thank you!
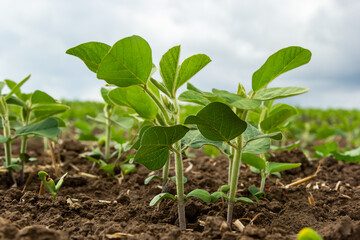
[0,139,359,240]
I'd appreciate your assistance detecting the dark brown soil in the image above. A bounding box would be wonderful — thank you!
[0,139,359,240]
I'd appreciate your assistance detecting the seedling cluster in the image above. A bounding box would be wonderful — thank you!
[66,35,312,229]
[3,35,355,239]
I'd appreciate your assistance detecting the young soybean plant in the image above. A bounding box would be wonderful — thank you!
[181,46,312,227]
[38,171,68,200]
[0,76,64,185]
[66,35,211,229]
[4,77,69,183]
[244,101,303,197]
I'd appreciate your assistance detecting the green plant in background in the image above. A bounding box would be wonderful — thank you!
[67,35,211,229]
[297,227,322,240]
[3,77,69,184]
[181,46,311,228]
[0,76,65,185]
[38,171,68,200]
[313,142,360,163]
[244,101,303,196]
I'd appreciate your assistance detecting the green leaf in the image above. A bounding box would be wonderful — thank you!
[246,132,283,143]
[131,125,153,150]
[0,135,7,143]
[113,117,134,130]
[144,175,162,184]
[108,86,158,119]
[271,140,300,151]
[236,197,253,204]
[185,189,211,202]
[260,104,297,131]
[184,102,247,142]
[74,121,91,134]
[178,90,211,106]
[31,90,56,104]
[86,155,100,165]
[210,192,228,202]
[182,129,224,150]
[150,193,176,206]
[297,227,323,240]
[332,147,360,163]
[66,42,111,73]
[15,117,60,138]
[97,36,152,87]
[134,125,189,170]
[243,124,270,154]
[248,186,265,202]
[204,145,220,158]
[150,78,172,97]
[53,117,66,127]
[99,162,115,175]
[176,54,211,90]
[86,115,106,125]
[38,171,56,196]
[220,185,230,192]
[31,103,70,112]
[252,46,311,92]
[55,172,68,192]
[4,79,29,101]
[159,45,181,95]
[242,153,266,170]
[121,164,137,175]
[170,176,188,184]
[5,75,31,100]
[268,162,301,173]
[30,91,69,121]
[212,89,261,110]
[254,87,309,101]
[100,87,114,106]
[6,96,27,108]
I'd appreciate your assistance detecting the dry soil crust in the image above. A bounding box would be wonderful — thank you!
[0,139,359,240]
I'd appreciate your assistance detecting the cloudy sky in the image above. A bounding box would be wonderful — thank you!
[0,0,359,109]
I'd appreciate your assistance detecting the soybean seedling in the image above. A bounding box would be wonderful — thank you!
[4,77,69,183]
[244,101,302,196]
[1,76,63,185]
[38,171,68,200]
[181,46,311,228]
[66,35,211,229]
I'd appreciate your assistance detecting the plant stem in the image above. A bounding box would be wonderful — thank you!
[104,104,113,162]
[19,135,27,185]
[143,85,171,125]
[172,96,186,229]
[226,136,243,228]
[174,141,186,229]
[228,156,233,185]
[227,107,250,228]
[1,115,16,185]
[260,170,266,193]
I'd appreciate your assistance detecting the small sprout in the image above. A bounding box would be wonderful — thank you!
[38,171,68,200]
[297,227,322,240]
[185,189,211,202]
[235,197,253,204]
[121,164,137,176]
[210,191,228,202]
[150,193,176,207]
[248,186,265,202]
[144,175,162,185]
